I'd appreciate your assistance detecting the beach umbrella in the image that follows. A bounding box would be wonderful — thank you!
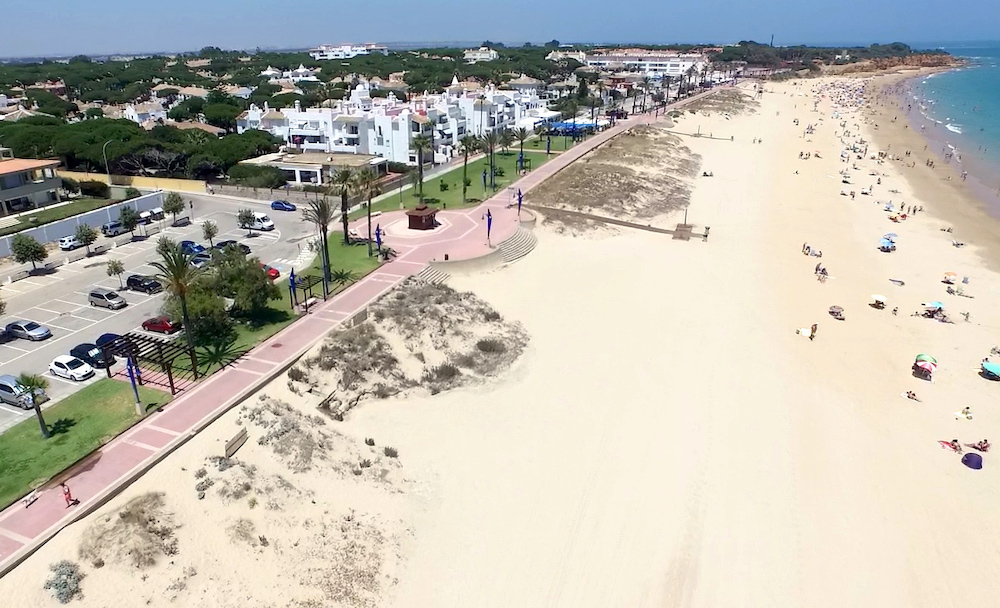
[915,360,937,373]
[943,272,958,283]
[879,238,895,250]
[922,301,944,310]
[915,354,937,364]
[872,294,887,303]
[982,361,1000,378]
[883,232,898,241]
[962,453,983,470]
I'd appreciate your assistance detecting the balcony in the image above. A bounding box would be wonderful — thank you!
[289,127,323,137]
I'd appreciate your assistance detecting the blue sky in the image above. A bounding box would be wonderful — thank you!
[3,0,998,57]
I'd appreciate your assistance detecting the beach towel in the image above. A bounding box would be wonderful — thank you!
[938,440,961,453]
[954,410,973,420]
[964,443,990,453]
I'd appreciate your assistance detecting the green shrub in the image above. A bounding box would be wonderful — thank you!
[476,339,506,354]
[383,446,398,458]
[364,437,375,446]
[44,560,84,604]
[124,187,141,200]
[438,181,449,191]
[79,180,110,198]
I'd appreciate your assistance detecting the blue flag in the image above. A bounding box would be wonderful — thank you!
[517,189,522,215]
[481,169,487,189]
[546,137,551,154]
[485,209,493,239]
[288,269,298,304]
[375,224,382,250]
[518,151,524,171]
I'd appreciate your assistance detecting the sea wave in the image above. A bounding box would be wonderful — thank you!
[946,124,963,134]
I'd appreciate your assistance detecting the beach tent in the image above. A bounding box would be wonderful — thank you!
[922,301,944,310]
[879,238,896,252]
[943,272,958,284]
[915,354,937,364]
[962,453,983,470]
[915,360,938,374]
[883,233,898,242]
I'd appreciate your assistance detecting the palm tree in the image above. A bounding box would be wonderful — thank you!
[18,373,49,439]
[458,135,479,205]
[479,131,501,190]
[329,269,358,291]
[328,168,354,245]
[410,134,432,203]
[151,244,203,352]
[663,75,674,103]
[513,127,529,157]
[639,76,652,112]
[302,198,335,295]
[353,168,381,257]
[197,337,245,372]
[425,118,436,167]
[499,128,514,155]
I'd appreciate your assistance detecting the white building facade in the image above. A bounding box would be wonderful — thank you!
[585,50,709,78]
[236,83,551,166]
[309,43,389,60]
[463,47,500,63]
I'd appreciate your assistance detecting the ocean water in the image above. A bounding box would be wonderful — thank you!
[907,44,1000,195]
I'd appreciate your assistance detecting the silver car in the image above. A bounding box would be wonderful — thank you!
[5,320,52,341]
[0,374,46,410]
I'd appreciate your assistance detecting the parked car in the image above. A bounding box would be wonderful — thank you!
[261,263,280,280]
[88,287,127,310]
[58,235,81,251]
[180,240,206,255]
[49,355,95,381]
[214,240,251,255]
[191,252,212,268]
[270,200,297,212]
[70,343,115,368]
[95,333,121,349]
[5,320,52,341]
[127,274,163,294]
[101,221,127,237]
[0,374,46,410]
[142,316,181,334]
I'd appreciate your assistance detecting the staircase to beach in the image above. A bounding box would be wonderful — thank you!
[498,227,538,265]
[415,265,451,285]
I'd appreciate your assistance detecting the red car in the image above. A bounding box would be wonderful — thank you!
[261,263,280,280]
[142,316,181,334]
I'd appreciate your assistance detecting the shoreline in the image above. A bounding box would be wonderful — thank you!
[862,69,1000,272]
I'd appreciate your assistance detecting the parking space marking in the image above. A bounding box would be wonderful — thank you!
[45,322,73,332]
[43,373,81,386]
[2,344,29,353]
[34,306,63,315]
[54,299,82,307]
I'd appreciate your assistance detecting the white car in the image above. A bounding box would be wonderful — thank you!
[49,355,95,381]
[58,235,81,251]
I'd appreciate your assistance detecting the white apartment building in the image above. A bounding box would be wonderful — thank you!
[585,50,709,78]
[123,102,167,125]
[261,65,320,84]
[545,50,587,63]
[236,82,550,167]
[309,43,389,61]
[463,47,499,63]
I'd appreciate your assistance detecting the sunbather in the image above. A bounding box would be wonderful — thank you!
[976,439,991,452]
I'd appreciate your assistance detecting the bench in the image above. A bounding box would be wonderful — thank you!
[90,243,111,256]
[172,216,191,227]
[43,260,64,272]
[144,225,162,237]
[114,234,134,246]
[66,250,87,264]
[9,269,29,282]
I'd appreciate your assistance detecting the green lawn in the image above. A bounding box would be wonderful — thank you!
[524,134,579,153]
[0,198,119,237]
[0,380,172,510]
[356,150,554,219]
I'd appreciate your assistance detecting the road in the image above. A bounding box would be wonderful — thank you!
[0,194,316,432]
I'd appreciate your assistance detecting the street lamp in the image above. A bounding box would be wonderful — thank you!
[101,139,113,188]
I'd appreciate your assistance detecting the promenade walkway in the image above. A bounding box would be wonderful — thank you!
[0,87,723,577]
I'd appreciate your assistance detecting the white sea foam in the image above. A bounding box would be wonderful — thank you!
[946,124,963,134]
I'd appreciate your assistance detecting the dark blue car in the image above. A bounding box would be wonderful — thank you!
[180,240,206,255]
[270,200,296,212]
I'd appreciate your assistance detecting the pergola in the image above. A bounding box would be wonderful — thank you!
[100,332,199,395]
[289,273,325,309]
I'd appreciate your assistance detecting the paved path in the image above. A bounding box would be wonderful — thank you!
[0,88,725,577]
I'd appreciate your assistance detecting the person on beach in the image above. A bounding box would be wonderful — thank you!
[950,439,962,454]
[975,439,991,452]
[60,483,78,508]
[809,324,818,341]
[958,407,972,420]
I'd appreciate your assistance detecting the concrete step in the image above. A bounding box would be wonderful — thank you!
[416,265,450,285]
[499,227,538,265]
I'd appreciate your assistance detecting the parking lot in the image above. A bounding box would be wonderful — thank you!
[0,195,315,432]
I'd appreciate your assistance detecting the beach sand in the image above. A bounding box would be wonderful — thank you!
[6,75,1000,606]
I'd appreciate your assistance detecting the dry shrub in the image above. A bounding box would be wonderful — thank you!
[44,560,84,604]
[309,324,398,390]
[227,518,259,547]
[78,492,178,569]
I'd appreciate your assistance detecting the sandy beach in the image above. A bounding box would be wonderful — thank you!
[7,74,1000,606]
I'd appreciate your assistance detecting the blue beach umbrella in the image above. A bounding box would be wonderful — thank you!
[982,361,1000,378]
[879,238,894,249]
[962,453,983,470]
[883,232,898,241]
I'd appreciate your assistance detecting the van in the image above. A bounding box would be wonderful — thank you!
[88,287,127,310]
[101,221,126,237]
[249,212,275,231]
[149,207,165,221]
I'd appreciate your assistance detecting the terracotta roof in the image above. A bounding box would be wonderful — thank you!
[171,121,226,135]
[411,114,430,124]
[0,158,59,176]
[261,110,286,120]
[508,74,542,85]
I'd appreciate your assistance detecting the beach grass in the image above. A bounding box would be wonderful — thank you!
[0,380,172,510]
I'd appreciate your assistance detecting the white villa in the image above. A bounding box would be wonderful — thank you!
[261,65,320,84]
[236,78,558,170]
[309,43,389,61]
[123,101,167,125]
[463,47,500,63]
